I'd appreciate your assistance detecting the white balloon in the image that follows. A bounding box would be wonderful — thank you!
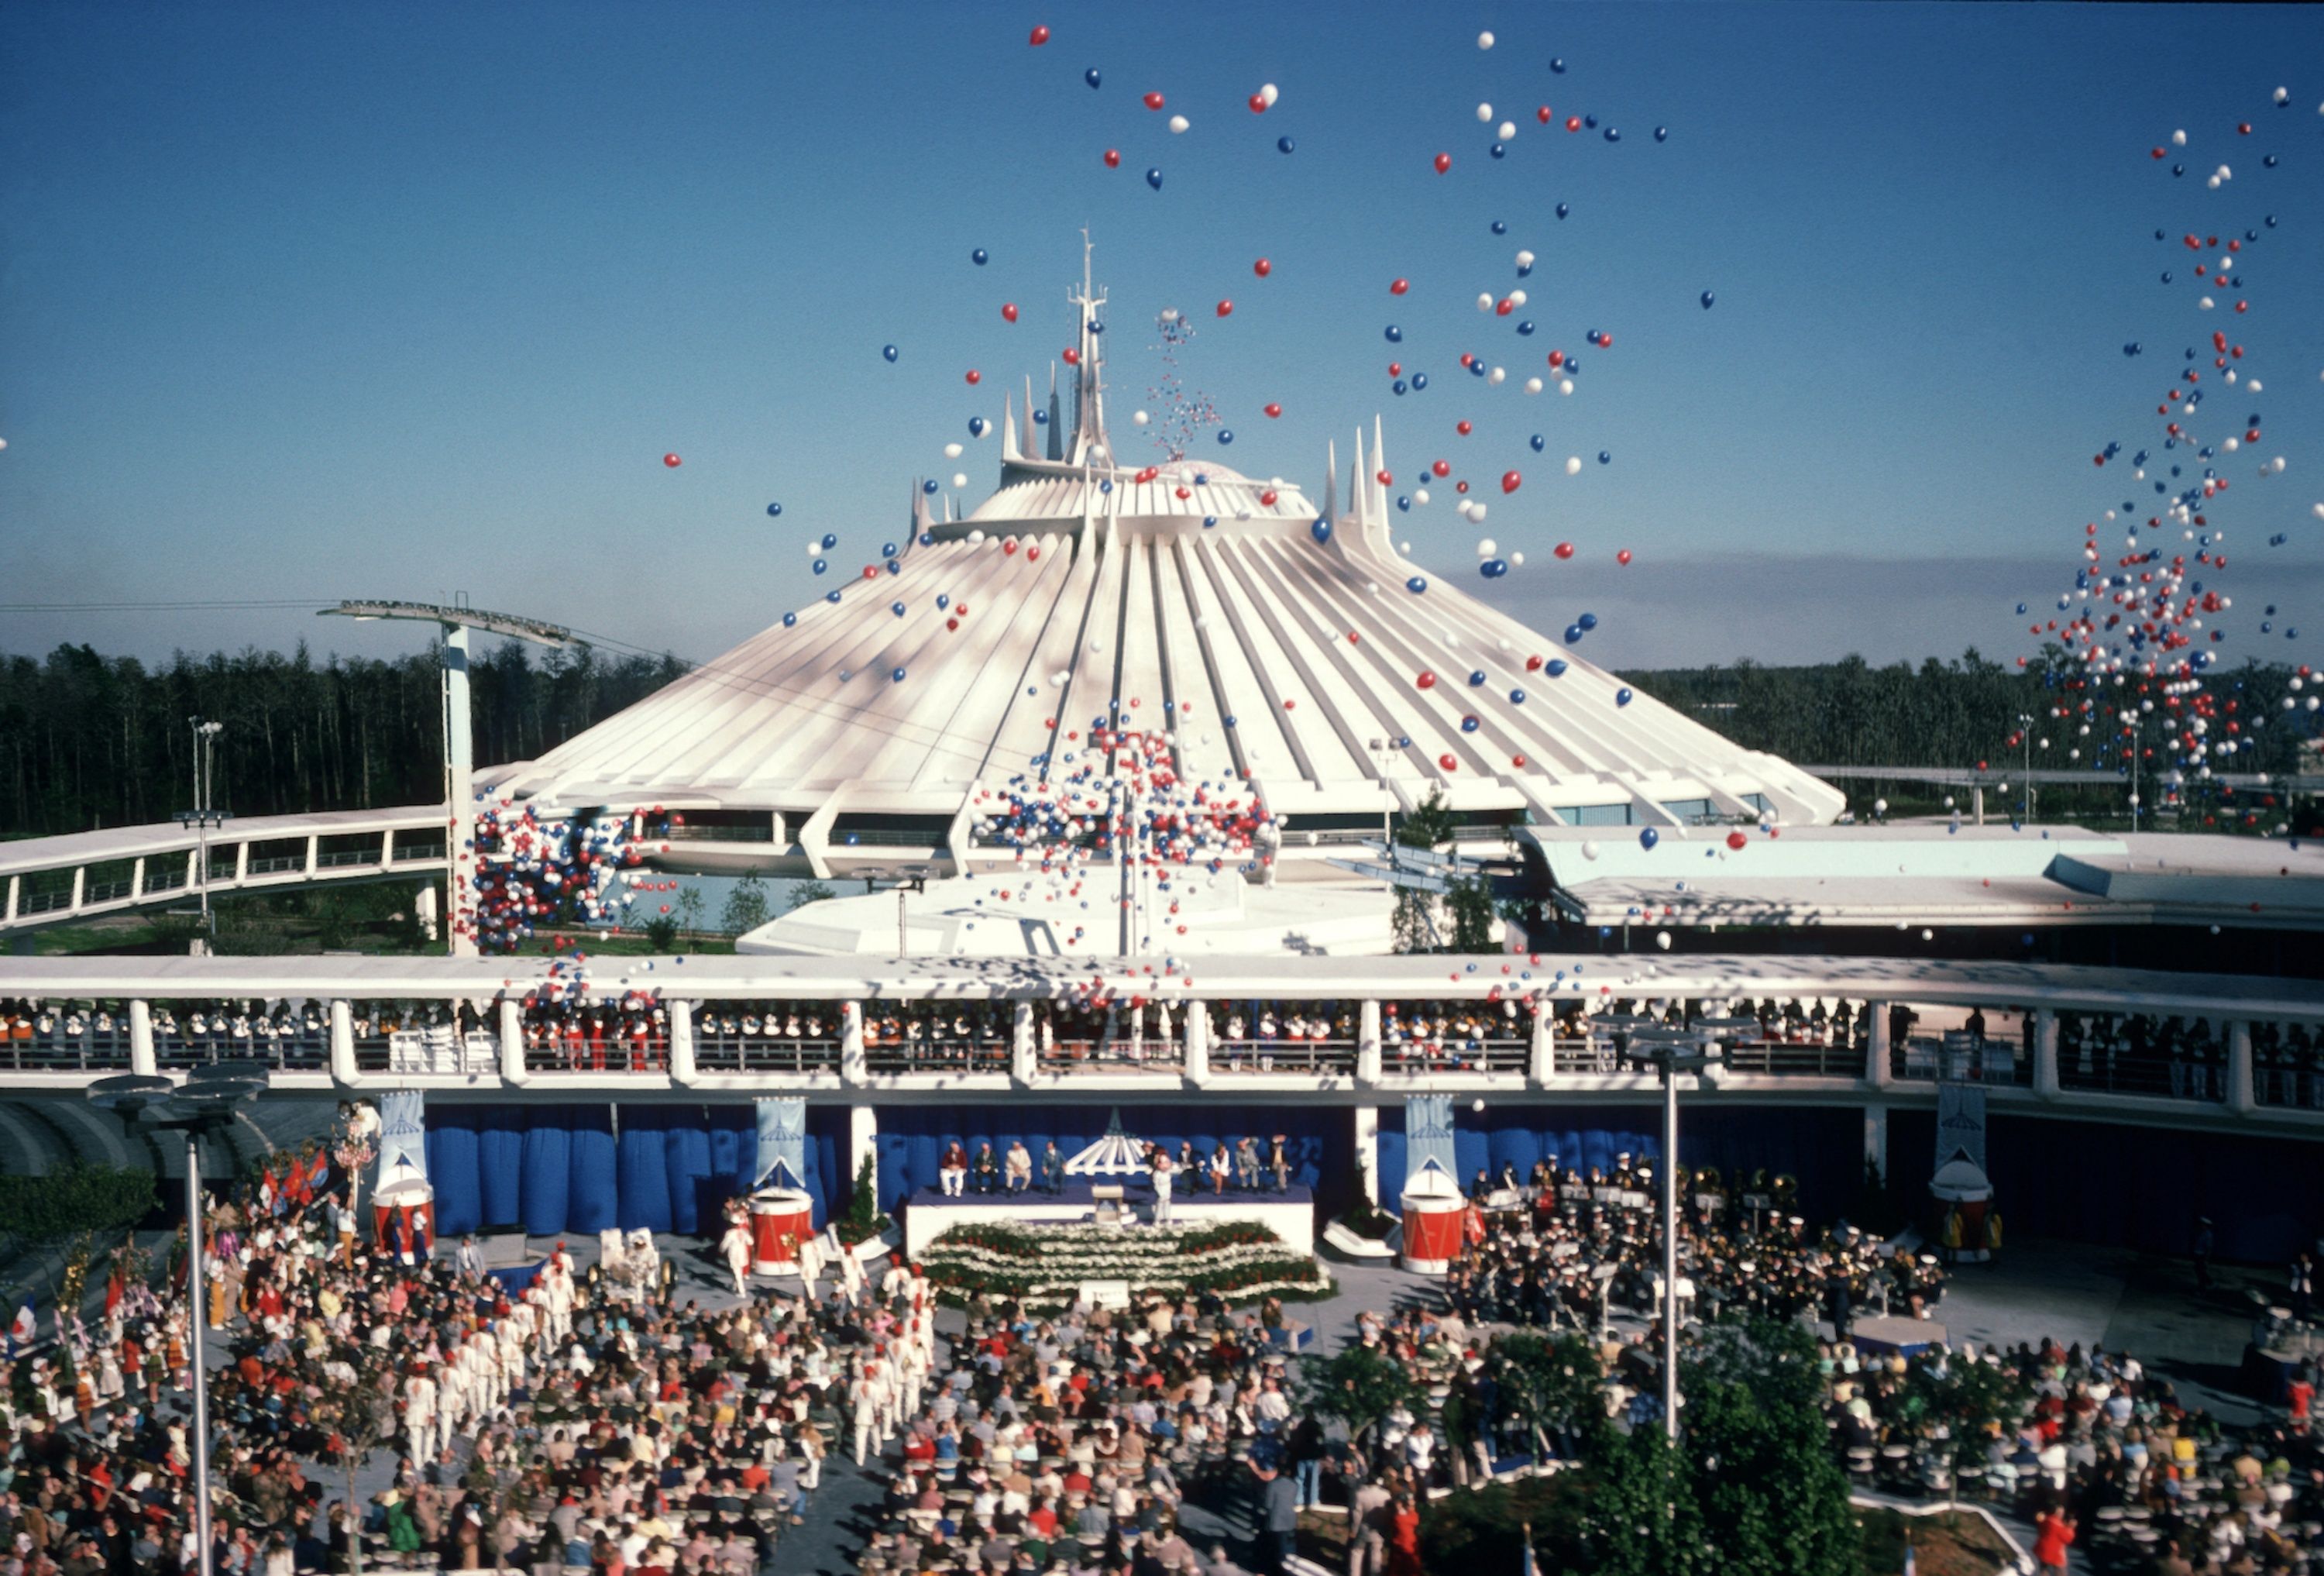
[2171,129,2186,146]
[1160,308,1179,323]
[2223,437,2239,452]
[1558,378,1574,395]
[1487,366,1506,385]
[1509,551,1524,566]
[2246,379,2261,393]
[1470,502,1487,521]
[1477,30,1494,48]
[1524,377,1543,394]
[1655,931,1671,951]
[1514,249,1535,269]
[1580,840,1600,860]
[1476,102,1494,122]
[1497,121,1516,140]
[952,473,968,487]
[1477,292,1494,311]
[944,442,964,458]
[968,528,987,543]
[1477,538,1497,557]
[1508,289,1527,308]
[1260,82,1279,106]
[1565,456,1582,475]
[1133,410,1150,425]
[1168,114,1190,134]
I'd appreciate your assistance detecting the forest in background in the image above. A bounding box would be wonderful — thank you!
[2,639,2313,839]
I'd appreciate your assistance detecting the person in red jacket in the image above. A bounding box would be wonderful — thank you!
[2033,1506,2076,1571]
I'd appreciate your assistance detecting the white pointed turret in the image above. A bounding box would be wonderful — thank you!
[1002,391,1019,461]
[1349,428,1370,533]
[1066,229,1109,467]
[1371,415,1390,522]
[1322,440,1338,525]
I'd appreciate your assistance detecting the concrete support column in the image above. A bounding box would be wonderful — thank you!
[2033,1008,2061,1099]
[1012,1002,1036,1084]
[442,623,479,958]
[1529,1003,1556,1085]
[304,834,319,876]
[129,857,146,902]
[846,1105,878,1207]
[415,884,440,944]
[1355,1106,1381,1207]
[840,1003,867,1086]
[1863,1104,1889,1184]
[5,875,16,923]
[669,1000,697,1086]
[70,865,85,912]
[1866,1001,1892,1087]
[1357,1000,1383,1084]
[499,999,527,1086]
[330,1000,357,1085]
[1183,1001,1210,1084]
[129,1000,156,1077]
[2227,1020,2256,1115]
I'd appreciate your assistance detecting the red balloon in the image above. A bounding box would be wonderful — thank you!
[1511,754,1528,768]
[1346,631,1360,644]
[862,565,880,578]
[1416,671,1437,689]
[1725,831,1748,851]
[1103,149,1120,168]
[1375,468,1392,485]
[1253,258,1271,277]
[1028,23,1049,44]
[1616,549,1633,566]
[1456,420,1473,435]
[1536,105,1552,124]
[662,453,682,467]
[1554,542,1574,559]
[1249,93,1267,114]
[1432,459,1450,477]
[1390,277,1409,295]
[1282,698,1295,711]
[1549,349,1565,367]
[965,369,982,384]
[1495,298,1513,316]
[1455,480,1469,494]
[1259,488,1278,505]
[1525,655,1543,672]
[1215,300,1233,318]
[1143,91,1165,110]
[1439,753,1459,771]
[1003,539,1018,555]
[1565,116,1581,132]
[1387,362,1402,377]
[1433,152,1452,174]
[1501,470,1521,494]
[1063,347,1081,365]
[1263,402,1282,418]
[1002,303,1018,322]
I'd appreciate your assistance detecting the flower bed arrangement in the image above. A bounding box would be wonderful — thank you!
[920,1218,1332,1309]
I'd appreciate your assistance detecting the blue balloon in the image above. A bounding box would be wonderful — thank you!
[1490,143,1506,159]
[1584,115,1597,129]
[1529,434,1545,452]
[1411,372,1428,391]
[826,590,843,604]
[1700,291,1715,309]
[1460,716,1480,733]
[1578,612,1599,631]
[821,532,838,549]
[1516,320,1535,336]
[1604,127,1620,142]
[1556,202,1569,219]
[1638,828,1658,850]
[971,247,988,266]
[882,344,899,362]
[1392,380,1408,395]
[1146,167,1164,189]
[1085,67,1101,88]
[1479,559,1508,578]
[890,600,906,617]
[1491,219,1508,235]
[882,541,898,556]
[812,559,827,575]
[1194,473,1208,484]
[1615,687,1633,707]
[936,594,951,610]
[1033,408,1048,425]
[919,531,934,545]
[1224,715,1238,728]
[923,478,939,494]
[1311,518,1332,545]
[766,502,783,517]
[1219,429,1234,445]
[1468,670,1487,686]
[1277,136,1295,153]
[1655,126,1669,142]
[1545,659,1568,677]
[782,612,798,628]
[969,416,988,437]
[1564,625,1584,645]
[891,667,907,683]
[1508,688,1527,704]
[1396,495,1411,511]
[1597,451,1611,465]
[1406,576,1428,594]
[1100,478,1112,493]
[1384,324,1403,342]
[1551,57,1566,72]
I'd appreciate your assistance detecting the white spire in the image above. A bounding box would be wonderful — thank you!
[1322,439,1338,525]
[1002,390,1019,461]
[1067,227,1109,466]
[1349,428,1370,532]
[1371,415,1389,521]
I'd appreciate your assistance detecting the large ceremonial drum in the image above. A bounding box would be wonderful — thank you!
[373,1177,435,1254]
[749,1186,814,1275]
[1397,1163,1466,1275]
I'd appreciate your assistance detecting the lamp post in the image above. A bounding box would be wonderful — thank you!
[174,720,230,941]
[1618,1024,1733,1440]
[88,1066,266,1576]
[2016,713,2036,824]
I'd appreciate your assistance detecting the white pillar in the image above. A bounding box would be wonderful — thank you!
[847,1105,878,1205]
[840,1003,867,1085]
[1012,1002,1036,1083]
[499,999,527,1086]
[1184,1000,1210,1083]
[2033,1008,2061,1099]
[4,875,15,923]
[1529,1001,1556,1084]
[1357,1000,1383,1083]
[2227,1020,2256,1115]
[330,1000,357,1085]
[129,1000,156,1076]
[1355,1106,1380,1206]
[442,623,480,958]
[129,857,146,903]
[669,1000,697,1086]
[1866,1002,1892,1086]
[414,883,440,944]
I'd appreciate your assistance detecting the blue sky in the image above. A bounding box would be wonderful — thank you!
[2,1,2319,673]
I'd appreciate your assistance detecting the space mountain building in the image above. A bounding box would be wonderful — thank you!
[481,258,1841,896]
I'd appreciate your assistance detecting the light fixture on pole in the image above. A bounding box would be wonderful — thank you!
[173,720,231,940]
[2016,713,2036,824]
[1617,1022,1731,1441]
[88,1066,265,1576]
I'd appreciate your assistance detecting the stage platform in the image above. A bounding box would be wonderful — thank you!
[902,1180,1315,1260]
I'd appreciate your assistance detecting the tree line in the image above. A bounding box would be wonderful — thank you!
[0,640,685,838]
[2,639,2312,841]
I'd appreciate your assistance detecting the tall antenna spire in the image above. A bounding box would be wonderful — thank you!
[1067,227,1109,466]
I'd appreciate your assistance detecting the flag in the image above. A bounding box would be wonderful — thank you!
[8,1299,34,1354]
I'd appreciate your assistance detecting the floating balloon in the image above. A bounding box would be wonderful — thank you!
[1615,687,1633,707]
[1215,300,1232,317]
[968,416,988,436]
[662,453,681,467]
[1310,519,1332,545]
[1002,302,1018,322]
[1263,402,1281,418]
[1638,828,1658,850]
[1433,152,1452,174]
[1028,24,1048,44]
[1217,428,1233,445]
[1168,115,1189,134]
[1147,167,1164,189]
[1085,67,1101,88]
[766,502,782,516]
[1406,576,1428,594]
[1277,136,1295,153]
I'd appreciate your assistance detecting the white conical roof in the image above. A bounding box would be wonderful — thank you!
[484,268,1841,839]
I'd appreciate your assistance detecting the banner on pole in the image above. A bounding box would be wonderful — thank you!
[1935,1082,1987,1174]
[1404,1094,1457,1194]
[756,1096,806,1189]
[376,1090,427,1184]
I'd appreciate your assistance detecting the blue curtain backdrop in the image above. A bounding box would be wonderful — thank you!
[1376,1103,1865,1224]
[869,1103,1356,1216]
[425,1105,841,1238]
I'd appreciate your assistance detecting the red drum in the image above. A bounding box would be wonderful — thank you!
[1398,1164,1468,1275]
[373,1179,435,1256]
[749,1187,814,1275]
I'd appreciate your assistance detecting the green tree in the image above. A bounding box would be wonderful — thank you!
[1394,787,1455,851]
[0,1163,158,1257]
[294,1333,400,1575]
[1446,873,1497,951]
[1683,1317,1859,1576]
[1582,1422,1707,1576]
[1300,1343,1427,1463]
[674,886,706,934]
[835,1150,892,1247]
[785,880,836,914]
[720,872,771,935]
[1490,1332,1608,1457]
[1391,888,1435,954]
